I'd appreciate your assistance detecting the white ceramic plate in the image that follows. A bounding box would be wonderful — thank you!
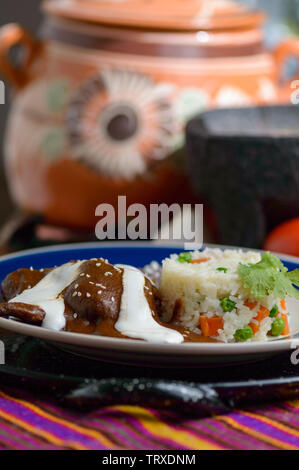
[0,242,298,367]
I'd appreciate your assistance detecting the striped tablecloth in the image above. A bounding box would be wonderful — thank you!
[0,388,298,450]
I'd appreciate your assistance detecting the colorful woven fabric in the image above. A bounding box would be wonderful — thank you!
[0,388,298,449]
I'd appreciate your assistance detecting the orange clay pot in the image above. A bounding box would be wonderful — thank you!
[1,0,299,229]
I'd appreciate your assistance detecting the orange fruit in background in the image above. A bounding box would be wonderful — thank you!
[264,218,299,256]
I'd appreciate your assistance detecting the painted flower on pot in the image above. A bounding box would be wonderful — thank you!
[66,69,177,180]
[173,87,209,149]
[175,87,209,124]
[214,85,252,108]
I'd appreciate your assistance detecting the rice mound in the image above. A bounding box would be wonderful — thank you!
[159,248,280,343]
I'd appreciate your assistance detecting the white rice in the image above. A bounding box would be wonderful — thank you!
[159,248,284,343]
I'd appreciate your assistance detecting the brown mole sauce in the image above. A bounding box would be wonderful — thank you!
[0,260,215,343]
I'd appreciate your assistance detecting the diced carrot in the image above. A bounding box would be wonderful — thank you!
[199,316,224,337]
[280,299,287,311]
[249,306,270,334]
[281,313,290,336]
[249,321,259,335]
[256,306,270,321]
[244,300,257,310]
[190,257,211,264]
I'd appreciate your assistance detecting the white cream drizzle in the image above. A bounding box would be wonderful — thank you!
[9,261,84,331]
[115,265,184,344]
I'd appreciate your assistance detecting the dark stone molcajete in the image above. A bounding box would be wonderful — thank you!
[186,105,299,248]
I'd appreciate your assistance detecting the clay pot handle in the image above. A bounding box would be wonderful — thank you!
[274,38,299,101]
[0,23,41,89]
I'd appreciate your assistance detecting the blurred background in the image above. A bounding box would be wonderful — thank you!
[0,0,41,224]
[1,0,299,253]
[0,0,41,164]
[3,0,298,161]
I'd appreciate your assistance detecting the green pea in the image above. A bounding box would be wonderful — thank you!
[234,325,253,342]
[270,304,279,318]
[177,252,192,263]
[271,318,285,336]
[220,297,236,312]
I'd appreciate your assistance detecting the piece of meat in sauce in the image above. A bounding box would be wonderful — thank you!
[0,260,160,335]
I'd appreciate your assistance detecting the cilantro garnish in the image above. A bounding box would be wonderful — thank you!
[238,252,299,300]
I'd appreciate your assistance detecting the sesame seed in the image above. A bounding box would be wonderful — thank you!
[80,273,85,277]
[96,263,101,267]
[89,281,94,285]
[96,283,106,289]
[104,272,113,277]
[40,269,44,272]
[77,292,82,297]
[73,313,78,319]
[86,274,91,278]
[75,284,79,289]
[72,292,77,297]
[111,297,115,302]
[97,290,102,295]
[86,293,91,298]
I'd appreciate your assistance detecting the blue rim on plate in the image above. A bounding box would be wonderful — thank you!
[0,241,298,277]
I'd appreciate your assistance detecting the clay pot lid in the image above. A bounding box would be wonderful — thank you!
[43,0,265,32]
